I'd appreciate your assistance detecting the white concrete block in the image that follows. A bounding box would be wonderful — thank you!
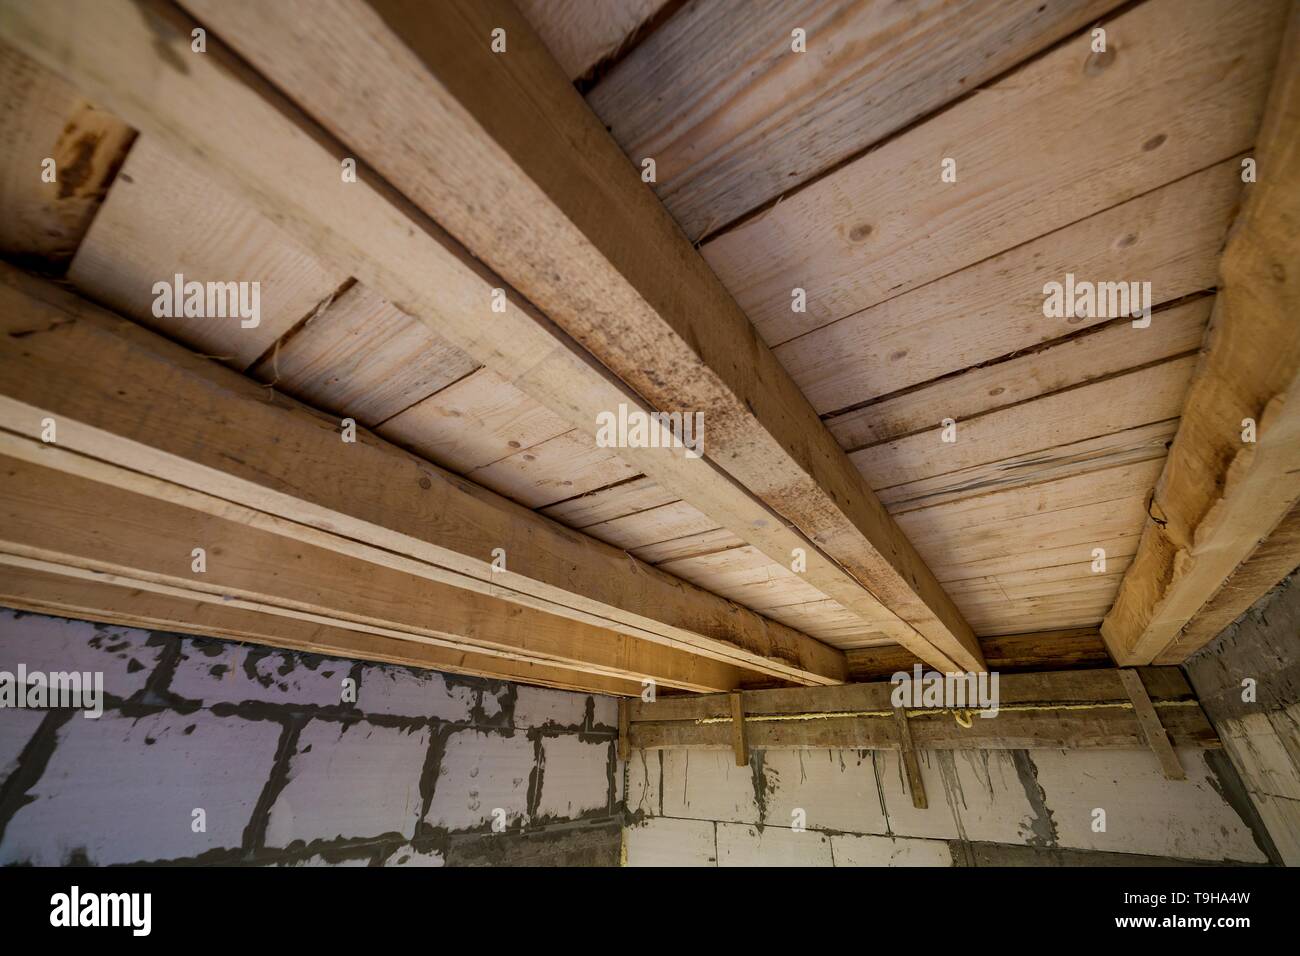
[625,749,661,817]
[876,750,961,840]
[0,610,163,698]
[716,821,833,866]
[512,685,588,729]
[0,709,280,864]
[591,694,617,729]
[831,833,953,867]
[169,641,348,708]
[660,749,759,823]
[937,750,1042,846]
[266,720,429,846]
[536,735,610,820]
[1031,748,1268,863]
[761,749,887,834]
[425,729,534,831]
[624,817,716,866]
[357,667,474,721]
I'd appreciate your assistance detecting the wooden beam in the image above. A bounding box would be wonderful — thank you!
[729,691,748,767]
[0,563,643,697]
[1156,502,1300,663]
[892,706,928,809]
[846,628,1111,682]
[0,450,750,693]
[1117,668,1186,780]
[617,699,630,761]
[1102,9,1300,664]
[4,0,982,672]
[0,265,843,685]
[626,668,1220,752]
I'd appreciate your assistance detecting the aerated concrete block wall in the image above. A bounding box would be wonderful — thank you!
[0,608,622,866]
[624,744,1278,866]
[1185,572,1300,865]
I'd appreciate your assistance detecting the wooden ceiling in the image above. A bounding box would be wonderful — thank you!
[0,0,1296,695]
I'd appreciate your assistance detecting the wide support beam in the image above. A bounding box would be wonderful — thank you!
[0,0,979,673]
[1156,502,1300,663]
[626,668,1221,756]
[0,451,749,693]
[1102,10,1300,664]
[0,265,843,685]
[0,563,645,698]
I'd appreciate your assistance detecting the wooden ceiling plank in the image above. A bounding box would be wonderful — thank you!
[587,0,1123,241]
[250,280,479,427]
[66,135,347,369]
[163,0,982,672]
[856,357,1196,495]
[1103,11,1300,664]
[702,0,1286,345]
[0,265,844,684]
[787,160,1238,420]
[825,296,1213,452]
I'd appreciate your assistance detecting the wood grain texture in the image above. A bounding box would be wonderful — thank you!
[0,455,742,692]
[788,161,1238,423]
[702,0,1286,344]
[1157,503,1300,663]
[67,136,346,369]
[463,428,640,508]
[516,0,670,81]
[1119,668,1187,779]
[0,562,644,697]
[167,0,983,670]
[0,265,845,684]
[826,296,1213,451]
[588,0,1122,240]
[845,627,1110,682]
[627,667,1218,752]
[0,41,134,268]
[251,281,478,426]
[1104,10,1300,664]
[857,357,1196,507]
[381,366,572,474]
[893,707,927,808]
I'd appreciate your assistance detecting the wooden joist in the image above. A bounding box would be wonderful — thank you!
[1103,9,1300,664]
[0,265,843,685]
[0,0,977,671]
[0,449,747,693]
[159,0,983,673]
[626,668,1221,756]
[0,563,644,698]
